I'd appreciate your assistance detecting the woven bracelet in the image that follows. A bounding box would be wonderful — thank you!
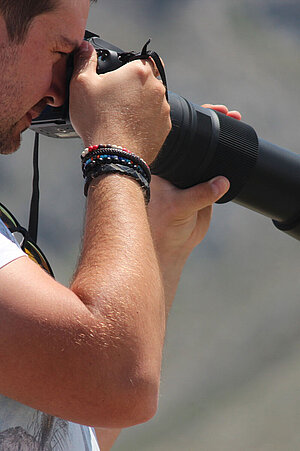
[84,163,151,203]
[81,145,150,178]
[82,154,150,182]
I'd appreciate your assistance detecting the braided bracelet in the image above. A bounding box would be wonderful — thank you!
[81,145,151,203]
[82,152,150,181]
[84,163,151,203]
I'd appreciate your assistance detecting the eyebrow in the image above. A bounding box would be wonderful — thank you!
[58,35,81,51]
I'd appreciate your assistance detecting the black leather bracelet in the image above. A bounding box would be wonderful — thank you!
[84,163,151,204]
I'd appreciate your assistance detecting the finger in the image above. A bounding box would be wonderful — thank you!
[150,55,166,77]
[176,176,230,215]
[203,104,242,121]
[72,41,98,78]
[227,110,242,121]
[141,57,160,78]
[202,104,229,115]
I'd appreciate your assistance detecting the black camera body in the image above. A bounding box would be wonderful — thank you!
[30,32,124,139]
[30,32,300,240]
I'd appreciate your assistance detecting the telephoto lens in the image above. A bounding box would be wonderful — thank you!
[150,92,300,240]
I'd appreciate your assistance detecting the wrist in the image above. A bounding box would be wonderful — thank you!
[81,145,151,203]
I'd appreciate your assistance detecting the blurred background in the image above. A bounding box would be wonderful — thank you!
[1,0,300,449]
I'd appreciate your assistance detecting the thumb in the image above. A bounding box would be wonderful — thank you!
[176,176,230,215]
[72,41,98,79]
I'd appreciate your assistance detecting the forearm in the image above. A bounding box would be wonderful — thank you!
[71,175,165,403]
[68,44,169,426]
[72,174,164,320]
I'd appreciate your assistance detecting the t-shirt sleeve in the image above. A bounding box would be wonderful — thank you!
[0,220,26,269]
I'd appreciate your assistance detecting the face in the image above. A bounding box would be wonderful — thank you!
[0,0,90,154]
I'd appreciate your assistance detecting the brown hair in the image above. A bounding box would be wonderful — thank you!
[0,0,97,43]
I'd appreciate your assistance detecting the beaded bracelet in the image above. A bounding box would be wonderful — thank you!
[82,145,150,175]
[81,144,133,159]
[84,163,151,203]
[82,152,150,181]
[81,145,151,203]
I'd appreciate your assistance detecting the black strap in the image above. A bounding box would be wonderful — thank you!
[119,40,169,101]
[28,133,40,243]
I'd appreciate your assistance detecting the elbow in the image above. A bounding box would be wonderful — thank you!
[126,375,160,426]
[90,372,160,428]
[120,379,159,427]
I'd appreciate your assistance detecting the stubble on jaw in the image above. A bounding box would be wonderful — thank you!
[0,122,23,155]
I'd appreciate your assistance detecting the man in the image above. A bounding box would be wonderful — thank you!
[0,0,241,450]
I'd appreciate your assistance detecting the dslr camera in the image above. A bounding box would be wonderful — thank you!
[30,32,300,240]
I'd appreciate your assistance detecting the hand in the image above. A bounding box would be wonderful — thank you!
[70,41,171,164]
[148,104,241,312]
[149,175,229,263]
[150,103,241,259]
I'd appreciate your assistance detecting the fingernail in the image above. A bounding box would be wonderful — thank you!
[209,176,230,197]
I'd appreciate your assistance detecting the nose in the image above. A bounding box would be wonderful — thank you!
[45,59,68,108]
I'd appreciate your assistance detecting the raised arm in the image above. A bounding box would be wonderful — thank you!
[94,105,241,447]
[0,42,171,429]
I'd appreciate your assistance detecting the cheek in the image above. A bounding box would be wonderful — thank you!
[34,57,68,94]
[53,58,68,85]
[23,60,54,102]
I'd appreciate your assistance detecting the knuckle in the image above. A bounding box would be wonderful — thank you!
[164,100,171,116]
[129,61,149,81]
[157,79,166,94]
[151,80,167,99]
[166,115,172,132]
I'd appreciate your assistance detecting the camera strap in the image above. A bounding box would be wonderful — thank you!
[28,133,40,244]
[118,39,169,101]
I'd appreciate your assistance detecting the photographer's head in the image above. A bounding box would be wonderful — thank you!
[0,0,94,154]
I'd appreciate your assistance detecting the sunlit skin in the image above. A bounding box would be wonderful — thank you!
[0,0,241,156]
[0,0,89,154]
[0,2,242,449]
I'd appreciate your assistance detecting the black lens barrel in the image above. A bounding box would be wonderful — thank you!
[151,92,300,240]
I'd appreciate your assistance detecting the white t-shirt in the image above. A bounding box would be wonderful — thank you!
[0,219,100,451]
